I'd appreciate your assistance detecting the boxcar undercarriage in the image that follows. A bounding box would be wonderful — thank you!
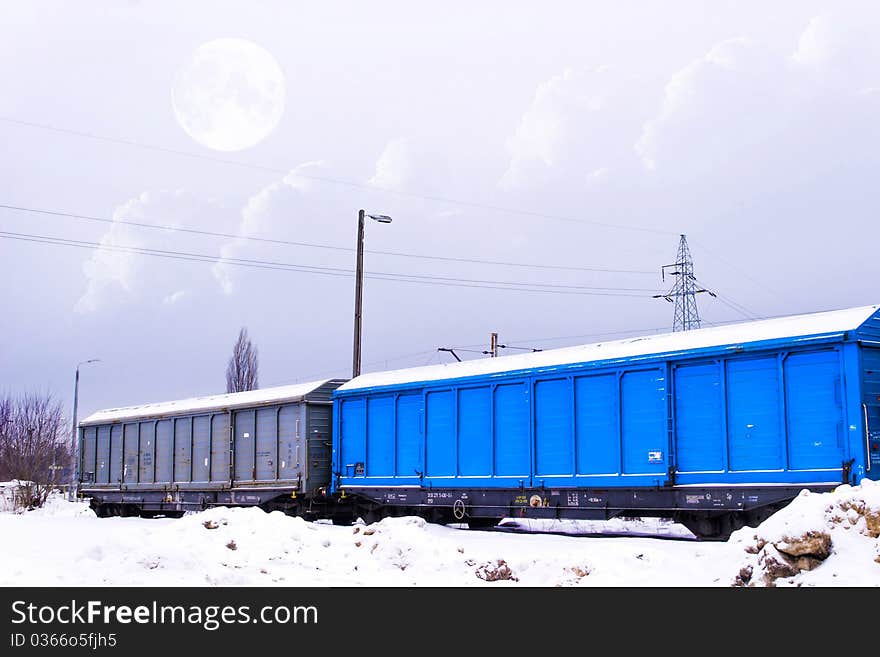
[84,482,835,540]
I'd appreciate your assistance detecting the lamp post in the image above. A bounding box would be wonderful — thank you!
[69,358,100,501]
[353,209,392,379]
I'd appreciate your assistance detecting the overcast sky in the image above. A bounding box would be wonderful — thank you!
[2,1,878,418]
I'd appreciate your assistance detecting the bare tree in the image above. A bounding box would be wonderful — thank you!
[0,391,70,510]
[225,327,259,393]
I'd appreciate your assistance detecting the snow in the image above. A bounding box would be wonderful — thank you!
[2,481,878,586]
[729,478,880,586]
[340,304,879,391]
[81,379,339,426]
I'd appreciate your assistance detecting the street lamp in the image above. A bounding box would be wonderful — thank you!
[69,358,100,501]
[352,209,392,378]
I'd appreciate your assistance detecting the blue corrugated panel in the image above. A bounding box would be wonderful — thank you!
[861,347,880,472]
[855,308,880,342]
[395,394,422,478]
[493,383,530,478]
[366,396,394,477]
[727,357,783,471]
[784,350,844,470]
[535,378,573,477]
[426,390,455,477]
[674,362,724,472]
[340,399,365,479]
[574,374,618,475]
[621,370,667,475]
[458,387,492,476]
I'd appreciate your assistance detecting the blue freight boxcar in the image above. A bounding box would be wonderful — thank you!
[332,304,880,537]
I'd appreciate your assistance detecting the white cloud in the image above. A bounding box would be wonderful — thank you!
[368,137,410,190]
[790,15,835,67]
[162,290,187,305]
[75,192,154,314]
[634,38,778,172]
[586,166,610,184]
[635,13,880,180]
[212,160,330,295]
[76,190,229,313]
[499,66,642,191]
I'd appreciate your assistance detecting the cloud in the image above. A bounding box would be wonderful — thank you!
[162,290,187,305]
[790,15,836,68]
[75,196,144,313]
[634,15,880,183]
[76,190,230,313]
[790,11,880,73]
[586,166,610,184]
[499,66,644,191]
[634,38,788,173]
[211,160,332,295]
[368,137,410,191]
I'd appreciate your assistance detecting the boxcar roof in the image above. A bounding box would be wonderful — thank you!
[339,304,880,393]
[80,379,343,426]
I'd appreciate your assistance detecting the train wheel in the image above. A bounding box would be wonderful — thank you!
[466,517,500,530]
[332,512,354,526]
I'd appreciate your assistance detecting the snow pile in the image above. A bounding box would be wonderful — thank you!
[28,491,94,518]
[730,479,880,586]
[0,481,18,513]
[3,486,878,586]
[0,485,92,517]
[0,503,739,587]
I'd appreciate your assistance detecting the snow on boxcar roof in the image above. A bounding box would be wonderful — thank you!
[339,304,880,392]
[81,379,341,426]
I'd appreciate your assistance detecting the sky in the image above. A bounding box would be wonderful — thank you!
[1,1,879,419]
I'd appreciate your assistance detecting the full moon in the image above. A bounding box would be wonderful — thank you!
[172,38,286,152]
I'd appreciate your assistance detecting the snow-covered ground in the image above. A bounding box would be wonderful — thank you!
[1,481,878,587]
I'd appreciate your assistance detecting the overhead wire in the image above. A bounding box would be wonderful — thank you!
[0,118,769,327]
[693,277,761,320]
[0,230,662,298]
[0,203,659,276]
[0,116,676,237]
[688,236,783,301]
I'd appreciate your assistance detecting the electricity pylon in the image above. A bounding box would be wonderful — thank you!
[653,234,716,331]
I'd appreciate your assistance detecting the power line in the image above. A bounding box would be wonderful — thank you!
[688,236,782,302]
[0,230,660,298]
[263,348,440,387]
[0,202,658,276]
[0,115,676,237]
[498,325,671,347]
[693,277,760,319]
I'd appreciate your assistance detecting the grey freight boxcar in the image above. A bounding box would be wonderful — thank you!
[78,379,346,518]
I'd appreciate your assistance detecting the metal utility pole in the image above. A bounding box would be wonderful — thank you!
[352,209,392,378]
[352,210,366,379]
[69,358,100,501]
[653,234,715,331]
